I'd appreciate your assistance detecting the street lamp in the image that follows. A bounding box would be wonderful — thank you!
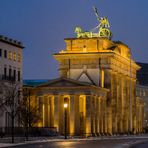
[64,101,68,139]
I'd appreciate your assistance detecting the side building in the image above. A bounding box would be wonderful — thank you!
[136,62,148,130]
[0,35,24,132]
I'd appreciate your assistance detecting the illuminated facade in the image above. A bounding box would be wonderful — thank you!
[24,37,144,136]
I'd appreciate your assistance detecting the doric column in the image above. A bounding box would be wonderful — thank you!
[104,69,112,135]
[127,76,132,133]
[86,95,91,136]
[137,102,140,132]
[106,106,112,135]
[58,95,64,134]
[44,95,48,127]
[132,79,137,133]
[98,96,101,134]
[42,96,45,127]
[37,95,45,127]
[138,103,144,133]
[54,95,59,131]
[74,94,80,135]
[100,97,104,134]
[95,96,100,135]
[70,95,75,135]
[90,95,95,135]
[103,97,107,134]
[74,94,86,136]
[141,104,144,132]
[80,95,86,135]
[48,95,54,127]
[111,71,118,134]
[94,96,98,135]
[42,95,55,127]
[119,74,123,133]
[116,73,124,134]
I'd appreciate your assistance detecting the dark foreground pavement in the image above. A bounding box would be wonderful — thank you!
[7,138,148,148]
[131,141,148,148]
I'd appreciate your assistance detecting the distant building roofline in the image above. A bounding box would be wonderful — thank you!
[0,35,24,48]
[23,79,50,87]
[137,62,148,86]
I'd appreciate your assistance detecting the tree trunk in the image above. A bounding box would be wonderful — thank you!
[11,113,14,143]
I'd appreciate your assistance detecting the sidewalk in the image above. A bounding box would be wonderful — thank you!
[0,136,70,148]
[0,135,148,148]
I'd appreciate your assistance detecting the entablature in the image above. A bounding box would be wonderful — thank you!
[54,51,139,79]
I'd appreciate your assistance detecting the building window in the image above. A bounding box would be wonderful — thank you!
[4,50,7,58]
[18,70,20,81]
[0,49,2,57]
[13,52,17,61]
[8,51,13,60]
[9,67,12,79]
[18,54,21,62]
[143,91,146,97]
[4,67,7,79]
[13,69,16,81]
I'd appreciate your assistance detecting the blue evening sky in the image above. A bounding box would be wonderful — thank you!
[0,0,148,79]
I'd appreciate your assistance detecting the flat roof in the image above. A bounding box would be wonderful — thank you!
[23,79,50,87]
[0,35,24,48]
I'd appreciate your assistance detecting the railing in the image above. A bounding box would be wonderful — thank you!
[0,75,15,82]
[0,127,58,137]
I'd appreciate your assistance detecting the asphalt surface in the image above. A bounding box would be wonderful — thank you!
[9,138,148,148]
[131,141,148,148]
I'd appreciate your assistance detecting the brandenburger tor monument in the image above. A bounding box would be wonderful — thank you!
[25,7,144,136]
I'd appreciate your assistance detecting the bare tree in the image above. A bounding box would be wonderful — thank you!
[18,88,41,140]
[0,81,21,143]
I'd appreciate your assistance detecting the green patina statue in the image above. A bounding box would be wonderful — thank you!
[75,27,93,38]
[75,6,112,39]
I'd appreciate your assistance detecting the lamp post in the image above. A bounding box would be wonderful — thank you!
[64,102,68,139]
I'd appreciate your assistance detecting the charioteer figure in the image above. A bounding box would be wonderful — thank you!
[75,6,112,39]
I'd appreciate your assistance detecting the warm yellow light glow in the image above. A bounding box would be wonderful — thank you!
[101,69,104,88]
[86,121,90,135]
[13,52,17,61]
[8,51,12,60]
[18,53,21,62]
[83,46,87,52]
[43,104,45,126]
[64,103,68,108]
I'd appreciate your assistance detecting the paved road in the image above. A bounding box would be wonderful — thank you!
[131,141,148,148]
[9,138,148,148]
